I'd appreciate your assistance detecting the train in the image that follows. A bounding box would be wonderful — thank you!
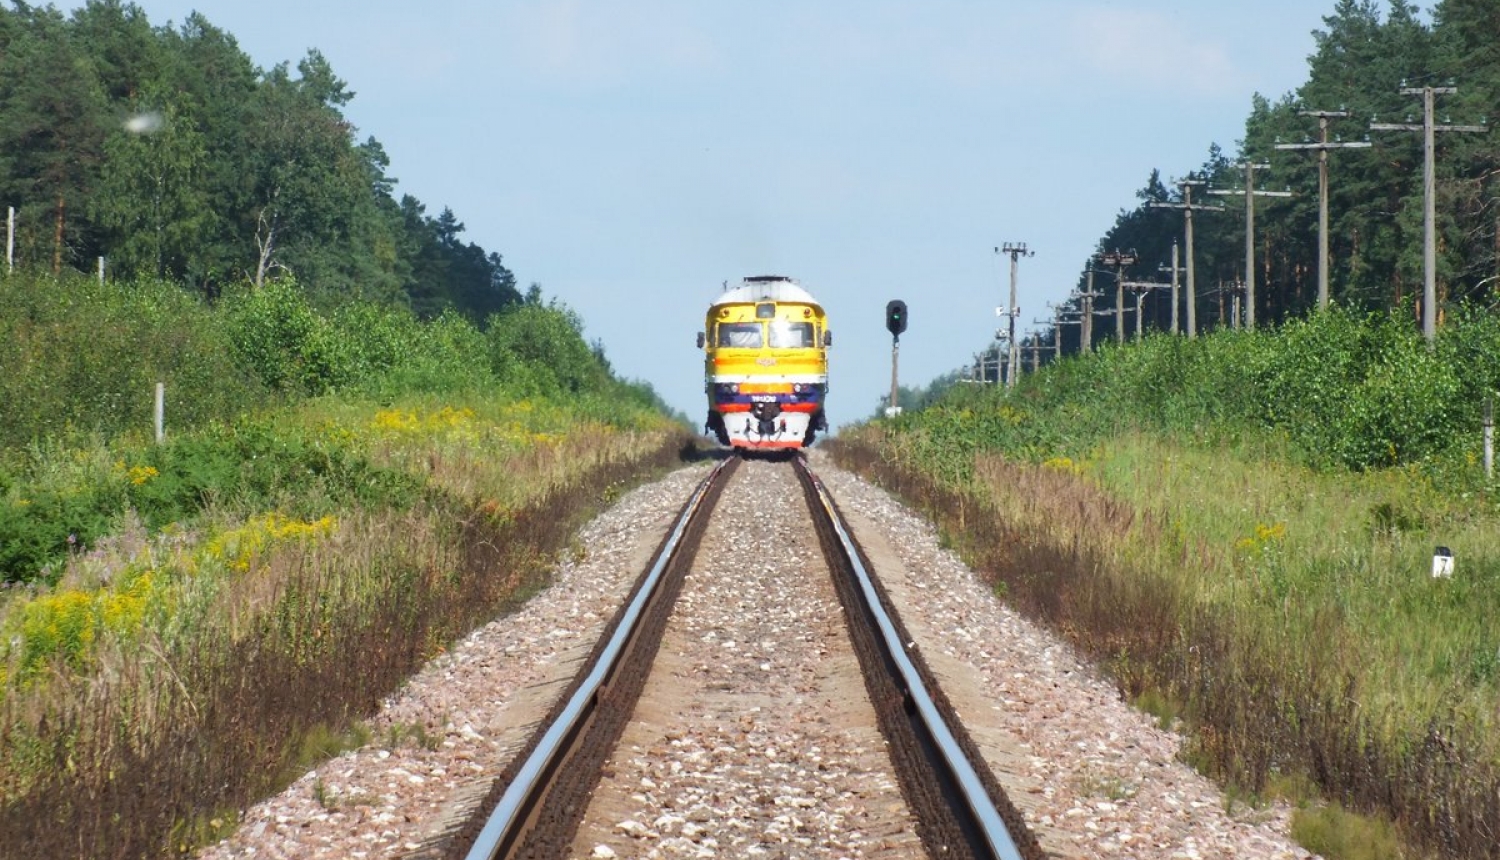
[698,275,831,450]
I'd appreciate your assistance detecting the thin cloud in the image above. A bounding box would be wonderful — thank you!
[500,0,723,90]
[1067,6,1244,97]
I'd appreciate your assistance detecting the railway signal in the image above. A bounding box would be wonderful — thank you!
[885,299,907,417]
[885,299,908,338]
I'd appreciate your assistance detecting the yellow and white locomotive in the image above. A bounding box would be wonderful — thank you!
[698,275,830,450]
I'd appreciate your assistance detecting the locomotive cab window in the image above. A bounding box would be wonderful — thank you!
[769,321,815,348]
[717,322,763,348]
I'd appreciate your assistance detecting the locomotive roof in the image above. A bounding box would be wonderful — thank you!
[711,276,819,308]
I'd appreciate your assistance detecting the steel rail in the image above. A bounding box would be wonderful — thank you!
[462,457,733,860]
[797,460,1026,860]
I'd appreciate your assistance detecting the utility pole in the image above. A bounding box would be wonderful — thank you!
[1371,84,1487,342]
[1053,312,1082,358]
[996,242,1032,388]
[1210,162,1293,329]
[1158,241,1186,335]
[1275,110,1372,311]
[1078,263,1103,351]
[1218,280,1247,329]
[1096,249,1137,344]
[1032,315,1057,365]
[1150,180,1223,337]
[977,346,997,384]
[1121,281,1170,337]
[1091,304,1128,337]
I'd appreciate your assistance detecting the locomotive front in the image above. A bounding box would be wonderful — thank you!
[699,276,830,450]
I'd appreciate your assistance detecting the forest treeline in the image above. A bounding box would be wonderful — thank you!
[0,0,517,319]
[1024,0,1500,357]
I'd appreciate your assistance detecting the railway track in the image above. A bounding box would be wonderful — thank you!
[449,454,1044,860]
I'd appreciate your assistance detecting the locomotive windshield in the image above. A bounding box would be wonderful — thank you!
[769,321,815,348]
[717,322,763,348]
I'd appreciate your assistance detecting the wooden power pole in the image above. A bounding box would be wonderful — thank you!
[1275,110,1371,311]
[1372,85,1487,342]
[1096,249,1137,344]
[996,243,1033,388]
[1150,180,1223,337]
[1210,162,1293,329]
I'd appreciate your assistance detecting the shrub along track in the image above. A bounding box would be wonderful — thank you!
[448,455,1040,860]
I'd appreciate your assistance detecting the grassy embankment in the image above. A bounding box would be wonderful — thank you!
[832,307,1500,860]
[0,272,692,858]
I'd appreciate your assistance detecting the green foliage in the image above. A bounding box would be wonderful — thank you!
[380,310,492,395]
[0,419,424,585]
[924,307,1488,473]
[126,422,423,529]
[1018,1,1500,349]
[0,485,121,586]
[1258,308,1464,468]
[1290,803,1405,860]
[222,279,498,398]
[853,303,1500,859]
[486,301,611,396]
[0,270,672,586]
[222,278,340,394]
[0,271,268,447]
[0,2,518,321]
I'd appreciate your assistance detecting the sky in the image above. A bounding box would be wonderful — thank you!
[71,0,1352,430]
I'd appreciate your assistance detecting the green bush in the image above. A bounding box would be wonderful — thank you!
[222,278,346,395]
[0,486,123,586]
[0,419,427,585]
[487,301,609,395]
[127,421,423,528]
[938,306,1493,472]
[0,272,268,446]
[0,272,674,585]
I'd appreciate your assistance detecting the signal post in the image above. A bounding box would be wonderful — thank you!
[885,299,907,416]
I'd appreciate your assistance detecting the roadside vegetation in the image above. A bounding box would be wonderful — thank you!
[833,306,1500,860]
[0,269,689,858]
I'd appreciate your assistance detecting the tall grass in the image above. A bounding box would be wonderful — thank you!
[834,308,1500,859]
[0,269,694,857]
[0,395,691,858]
